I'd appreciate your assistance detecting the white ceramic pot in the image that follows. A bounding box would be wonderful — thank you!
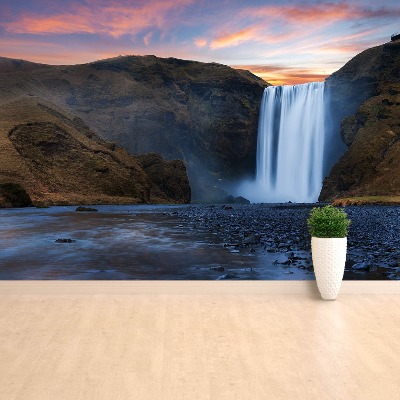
[311,237,347,300]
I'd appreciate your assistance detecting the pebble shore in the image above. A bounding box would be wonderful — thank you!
[173,204,400,280]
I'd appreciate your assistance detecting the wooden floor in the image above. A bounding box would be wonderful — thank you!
[1,292,400,400]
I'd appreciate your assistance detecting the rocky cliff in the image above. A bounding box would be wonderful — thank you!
[0,55,267,202]
[0,95,190,207]
[320,40,400,200]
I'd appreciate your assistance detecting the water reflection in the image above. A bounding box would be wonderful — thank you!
[0,205,313,280]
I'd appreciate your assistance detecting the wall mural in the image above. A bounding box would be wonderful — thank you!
[0,1,399,280]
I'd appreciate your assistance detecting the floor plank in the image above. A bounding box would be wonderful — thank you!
[0,293,400,400]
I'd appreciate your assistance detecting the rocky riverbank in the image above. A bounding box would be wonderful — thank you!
[173,204,400,280]
[1,204,398,280]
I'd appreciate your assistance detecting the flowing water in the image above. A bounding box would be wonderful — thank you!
[0,205,313,280]
[241,82,327,203]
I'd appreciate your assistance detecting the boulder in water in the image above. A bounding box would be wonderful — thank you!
[76,206,98,212]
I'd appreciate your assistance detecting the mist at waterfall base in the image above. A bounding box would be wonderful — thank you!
[237,82,340,204]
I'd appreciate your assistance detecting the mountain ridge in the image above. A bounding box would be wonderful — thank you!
[2,44,398,205]
[0,54,268,202]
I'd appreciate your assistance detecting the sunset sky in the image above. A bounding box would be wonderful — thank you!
[0,0,399,85]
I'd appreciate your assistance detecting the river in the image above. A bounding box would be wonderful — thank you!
[1,204,398,280]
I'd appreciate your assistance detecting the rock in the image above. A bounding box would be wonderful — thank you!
[223,205,233,210]
[34,202,49,208]
[55,238,76,243]
[0,182,32,208]
[217,274,239,280]
[320,41,400,201]
[242,234,258,244]
[172,201,400,280]
[137,153,191,204]
[223,195,251,205]
[387,271,400,280]
[210,266,225,272]
[76,206,98,212]
[352,262,370,271]
[1,119,191,206]
[388,260,399,268]
[345,259,356,270]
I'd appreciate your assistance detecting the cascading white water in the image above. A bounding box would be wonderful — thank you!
[254,82,326,203]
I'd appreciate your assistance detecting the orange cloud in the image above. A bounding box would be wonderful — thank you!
[233,64,330,86]
[1,0,193,37]
[209,24,318,51]
[210,28,258,49]
[194,38,207,48]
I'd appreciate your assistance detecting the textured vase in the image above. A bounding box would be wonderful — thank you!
[311,237,347,300]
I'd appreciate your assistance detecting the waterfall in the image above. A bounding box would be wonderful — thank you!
[254,82,326,203]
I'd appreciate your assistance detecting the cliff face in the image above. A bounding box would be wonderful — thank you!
[0,55,267,202]
[0,96,190,207]
[320,41,400,200]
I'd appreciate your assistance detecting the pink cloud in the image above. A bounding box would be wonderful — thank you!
[1,0,194,37]
[246,2,353,24]
[206,2,400,50]
[241,2,400,25]
[292,28,382,56]
[143,32,153,46]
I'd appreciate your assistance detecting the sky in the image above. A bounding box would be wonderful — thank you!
[0,0,399,85]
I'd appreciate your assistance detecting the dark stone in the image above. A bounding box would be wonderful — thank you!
[171,203,400,280]
[210,266,225,272]
[345,259,356,270]
[217,274,239,280]
[243,234,258,244]
[0,183,32,208]
[76,206,99,212]
[388,261,399,268]
[55,238,76,243]
[352,262,369,271]
[138,153,191,204]
[224,195,251,205]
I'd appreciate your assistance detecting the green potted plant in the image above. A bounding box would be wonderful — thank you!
[307,205,351,300]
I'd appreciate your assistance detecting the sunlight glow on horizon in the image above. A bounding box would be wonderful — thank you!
[0,0,399,85]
